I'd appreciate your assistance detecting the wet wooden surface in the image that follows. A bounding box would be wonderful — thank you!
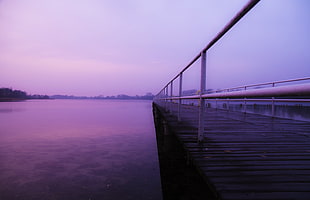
[154,103,310,200]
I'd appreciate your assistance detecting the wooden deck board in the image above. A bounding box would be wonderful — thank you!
[154,103,310,200]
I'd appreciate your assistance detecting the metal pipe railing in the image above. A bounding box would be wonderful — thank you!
[214,77,310,93]
[154,0,262,142]
[156,79,310,123]
[155,0,260,98]
[153,0,308,141]
[161,81,310,100]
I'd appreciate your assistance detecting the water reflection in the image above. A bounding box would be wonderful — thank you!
[0,100,162,200]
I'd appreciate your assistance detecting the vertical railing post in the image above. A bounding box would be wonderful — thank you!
[162,89,165,107]
[165,86,168,112]
[198,51,206,142]
[162,88,165,108]
[271,82,275,117]
[226,89,229,111]
[271,97,275,117]
[244,86,247,113]
[178,73,183,121]
[170,81,173,113]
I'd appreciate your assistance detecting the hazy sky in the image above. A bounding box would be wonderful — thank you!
[1,0,309,96]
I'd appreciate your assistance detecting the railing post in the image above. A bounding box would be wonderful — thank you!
[198,51,206,142]
[178,73,183,121]
[162,89,165,106]
[226,89,229,111]
[244,86,247,114]
[165,86,168,112]
[271,82,275,117]
[170,81,173,113]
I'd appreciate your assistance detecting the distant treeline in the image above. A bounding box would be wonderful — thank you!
[0,88,49,101]
[51,93,154,100]
[96,94,154,100]
[0,88,154,101]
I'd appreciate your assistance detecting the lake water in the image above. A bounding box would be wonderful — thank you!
[0,100,162,200]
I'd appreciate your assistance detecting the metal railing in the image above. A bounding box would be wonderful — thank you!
[153,0,310,142]
[155,78,310,122]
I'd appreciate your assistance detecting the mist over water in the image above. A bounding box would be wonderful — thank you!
[0,100,162,200]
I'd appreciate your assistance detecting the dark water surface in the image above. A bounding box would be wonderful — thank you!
[0,100,162,200]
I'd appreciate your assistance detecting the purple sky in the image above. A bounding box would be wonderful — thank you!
[1,0,309,96]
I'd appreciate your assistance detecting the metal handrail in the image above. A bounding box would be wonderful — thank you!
[156,0,260,95]
[215,77,310,93]
[153,0,310,142]
[163,98,310,103]
[157,80,310,100]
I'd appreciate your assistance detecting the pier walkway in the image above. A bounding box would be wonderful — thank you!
[153,1,310,199]
[153,102,310,200]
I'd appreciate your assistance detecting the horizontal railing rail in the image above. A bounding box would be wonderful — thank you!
[156,79,310,100]
[157,0,261,93]
[180,99,310,103]
[153,0,310,142]
[214,77,310,93]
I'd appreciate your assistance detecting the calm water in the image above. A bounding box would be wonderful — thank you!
[0,100,162,200]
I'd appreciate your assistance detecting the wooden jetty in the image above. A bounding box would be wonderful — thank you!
[153,102,310,200]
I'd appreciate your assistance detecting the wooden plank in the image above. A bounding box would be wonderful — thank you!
[220,192,310,200]
[207,175,310,183]
[215,182,310,192]
[203,169,310,177]
[154,103,310,200]
[200,165,310,171]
